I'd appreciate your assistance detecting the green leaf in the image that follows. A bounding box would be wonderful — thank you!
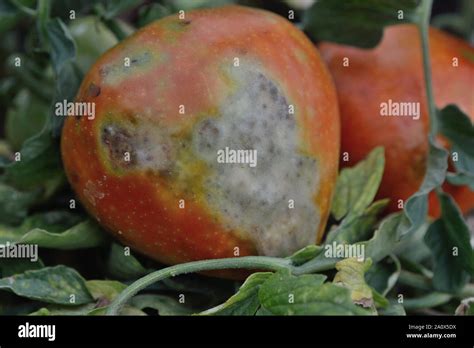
[86,280,126,302]
[396,138,448,237]
[94,0,137,20]
[437,105,474,157]
[371,289,390,309]
[0,212,107,249]
[403,292,452,310]
[0,183,40,225]
[254,306,273,316]
[393,222,431,263]
[379,303,406,316]
[200,272,272,316]
[365,255,401,296]
[29,308,52,315]
[0,0,35,33]
[42,15,82,138]
[6,89,49,150]
[19,220,107,250]
[36,0,51,47]
[130,294,193,316]
[5,53,54,102]
[137,3,172,27]
[437,106,474,189]
[12,210,83,234]
[361,213,404,263]
[29,280,128,316]
[29,304,96,316]
[106,242,148,280]
[424,192,474,293]
[287,245,323,266]
[46,18,76,75]
[48,61,83,136]
[334,258,376,310]
[303,0,420,48]
[88,304,145,316]
[258,271,370,315]
[2,130,65,190]
[331,147,385,220]
[299,211,403,274]
[425,220,469,292]
[326,199,389,245]
[0,258,44,278]
[447,170,474,190]
[0,265,93,305]
[447,144,474,190]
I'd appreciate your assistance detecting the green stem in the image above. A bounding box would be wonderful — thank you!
[293,256,338,275]
[10,0,37,17]
[416,0,438,136]
[36,0,51,47]
[106,256,292,315]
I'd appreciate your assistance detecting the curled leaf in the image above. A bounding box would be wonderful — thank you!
[334,258,376,310]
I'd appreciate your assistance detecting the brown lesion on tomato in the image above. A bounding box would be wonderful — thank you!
[88,83,101,97]
[98,118,178,178]
[101,124,137,168]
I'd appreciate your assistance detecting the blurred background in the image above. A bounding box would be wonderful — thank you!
[0,0,473,138]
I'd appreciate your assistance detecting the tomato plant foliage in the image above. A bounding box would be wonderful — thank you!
[0,0,472,316]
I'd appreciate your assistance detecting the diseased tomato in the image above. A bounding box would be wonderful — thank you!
[319,24,474,217]
[61,6,340,277]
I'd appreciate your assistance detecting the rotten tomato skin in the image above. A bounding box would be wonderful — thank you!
[319,25,474,217]
[61,6,340,275]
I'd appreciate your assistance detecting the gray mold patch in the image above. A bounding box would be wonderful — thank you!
[192,65,320,256]
[101,122,175,173]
